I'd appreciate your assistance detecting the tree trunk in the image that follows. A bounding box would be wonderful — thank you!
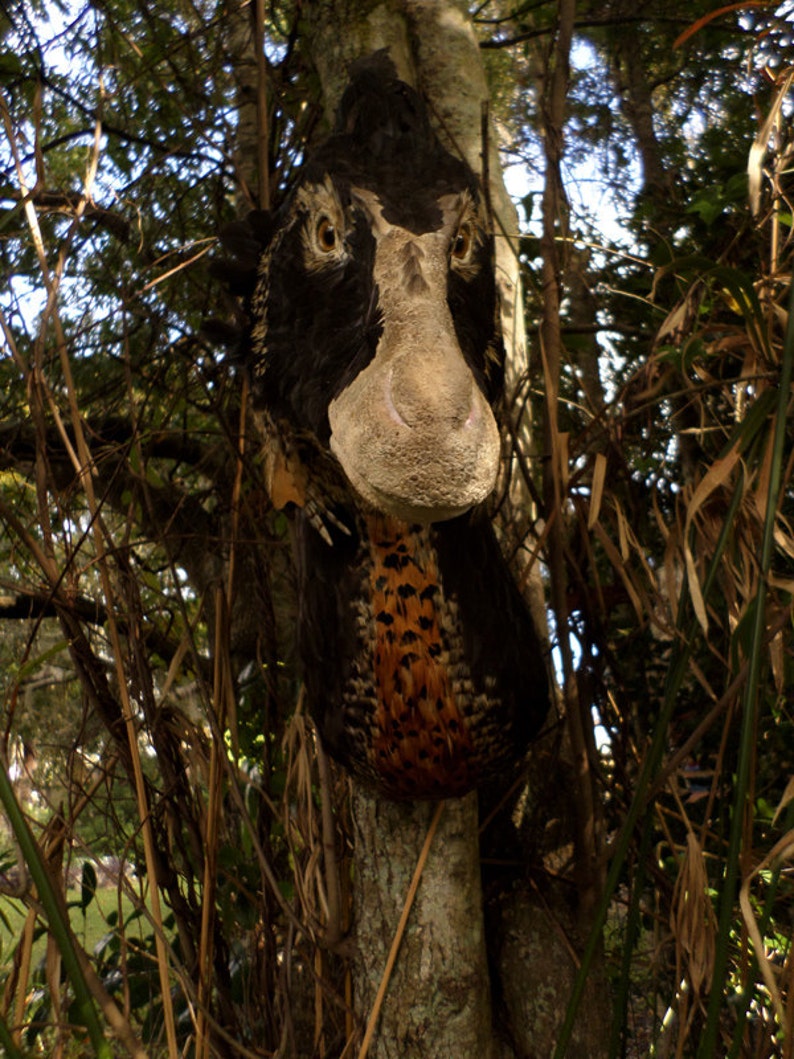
[351,790,496,1058]
[289,3,610,1056]
[609,9,674,207]
[297,7,513,1057]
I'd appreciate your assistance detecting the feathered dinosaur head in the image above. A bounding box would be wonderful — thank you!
[236,51,505,524]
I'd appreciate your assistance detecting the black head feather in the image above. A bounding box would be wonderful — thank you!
[305,51,477,235]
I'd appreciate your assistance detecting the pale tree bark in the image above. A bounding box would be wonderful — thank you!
[301,6,610,1059]
[351,791,494,1058]
[224,0,270,211]
[225,4,260,210]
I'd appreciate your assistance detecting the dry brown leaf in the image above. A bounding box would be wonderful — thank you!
[772,510,794,561]
[686,448,742,519]
[588,452,607,530]
[671,831,717,995]
[652,485,671,541]
[770,629,785,694]
[683,448,743,633]
[663,535,683,628]
[657,291,698,343]
[558,430,570,494]
[613,496,630,561]
[264,437,307,509]
[156,630,192,708]
[754,423,776,523]
[591,521,643,619]
[769,573,794,594]
[772,777,794,827]
[748,69,794,216]
[684,548,709,635]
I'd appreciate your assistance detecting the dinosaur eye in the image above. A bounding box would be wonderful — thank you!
[316,217,337,252]
[451,223,472,262]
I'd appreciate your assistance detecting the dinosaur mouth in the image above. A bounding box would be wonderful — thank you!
[329,356,500,523]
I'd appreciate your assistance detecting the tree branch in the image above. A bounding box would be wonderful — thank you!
[19,189,133,244]
[479,14,694,49]
[0,589,205,675]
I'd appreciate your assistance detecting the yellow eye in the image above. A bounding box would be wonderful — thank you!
[452,223,472,261]
[316,216,337,252]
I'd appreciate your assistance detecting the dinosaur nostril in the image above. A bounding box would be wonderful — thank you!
[387,352,476,429]
[384,368,410,428]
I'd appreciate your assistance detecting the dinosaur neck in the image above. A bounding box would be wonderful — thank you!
[296,503,549,800]
[363,514,476,798]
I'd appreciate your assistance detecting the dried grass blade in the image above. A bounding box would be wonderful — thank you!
[591,522,643,619]
[772,777,794,827]
[671,832,717,995]
[748,70,794,215]
[588,452,607,529]
[6,95,180,1056]
[683,447,742,633]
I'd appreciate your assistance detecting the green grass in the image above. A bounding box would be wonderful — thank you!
[0,883,143,971]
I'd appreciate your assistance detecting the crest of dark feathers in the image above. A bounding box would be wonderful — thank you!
[309,51,475,234]
[335,51,436,161]
[211,49,476,285]
[206,51,478,358]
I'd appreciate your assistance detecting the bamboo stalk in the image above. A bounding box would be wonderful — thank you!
[195,589,230,1059]
[698,216,794,1059]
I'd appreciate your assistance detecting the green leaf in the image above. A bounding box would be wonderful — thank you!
[80,861,97,913]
